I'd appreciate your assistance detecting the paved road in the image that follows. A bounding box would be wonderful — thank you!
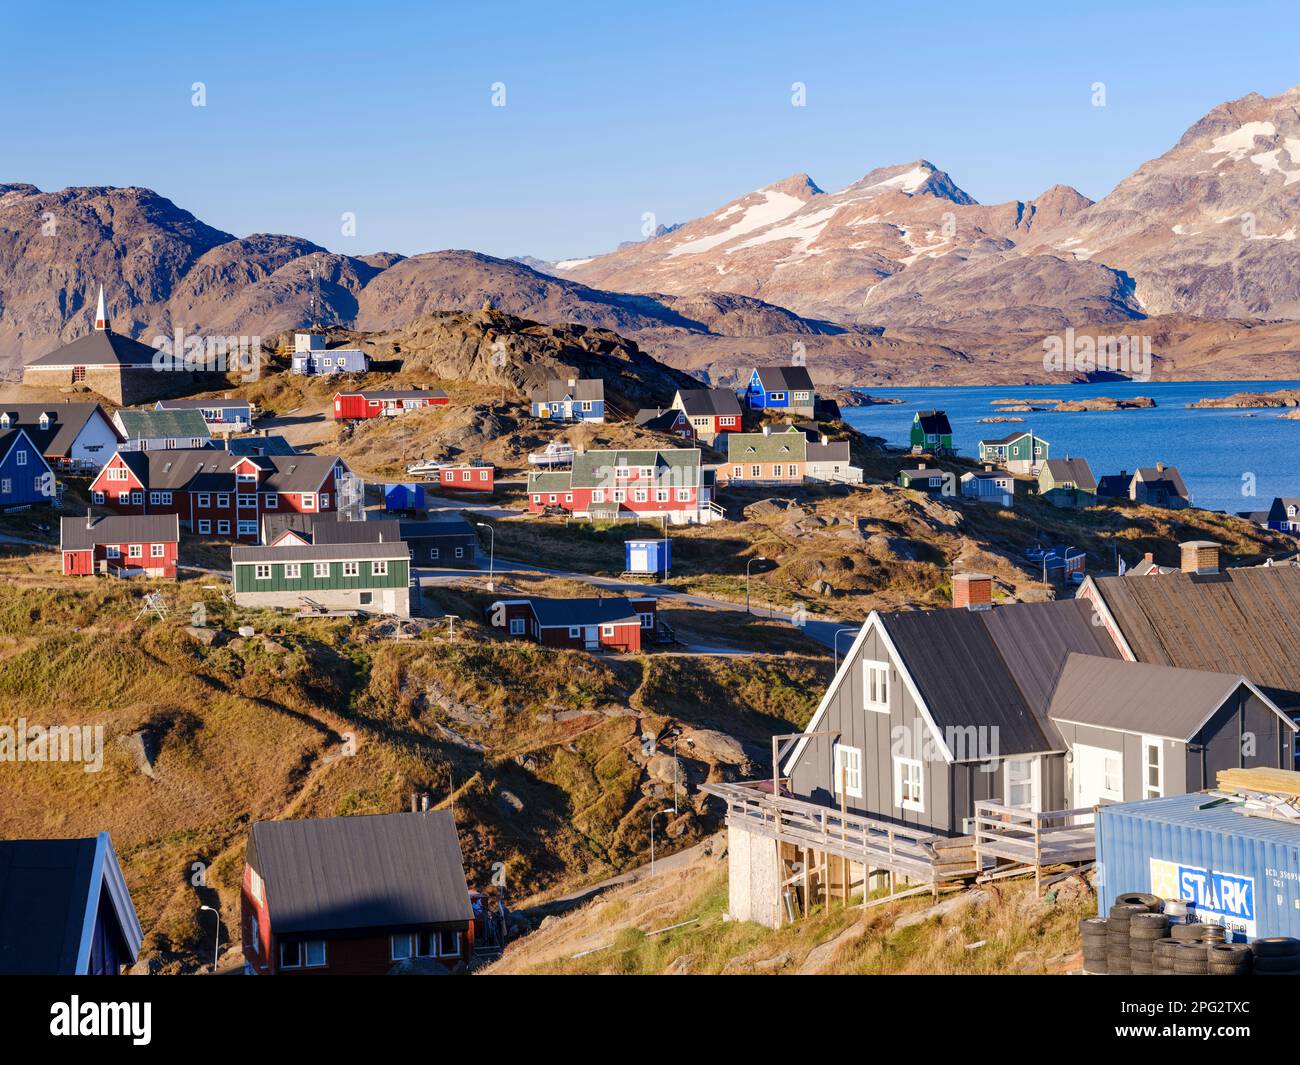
[414,556,856,653]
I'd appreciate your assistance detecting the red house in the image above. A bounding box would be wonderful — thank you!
[241,811,475,976]
[60,513,179,578]
[490,596,658,652]
[435,463,495,493]
[333,389,448,420]
[88,448,351,542]
[525,447,720,525]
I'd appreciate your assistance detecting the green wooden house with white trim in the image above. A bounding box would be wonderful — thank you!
[231,534,410,617]
[909,410,953,454]
[978,429,1049,475]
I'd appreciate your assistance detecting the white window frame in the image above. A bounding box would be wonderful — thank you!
[198,520,211,534]
[509,617,525,635]
[128,544,143,559]
[285,563,301,579]
[342,561,360,577]
[832,743,863,799]
[894,756,924,813]
[1141,736,1164,800]
[373,559,388,576]
[600,624,615,637]
[863,660,890,713]
[1004,756,1041,811]
[150,543,165,558]
[313,562,330,577]
[255,564,272,580]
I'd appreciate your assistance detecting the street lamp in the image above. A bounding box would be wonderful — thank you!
[476,522,495,591]
[746,556,768,615]
[650,808,673,876]
[833,626,858,670]
[199,905,221,972]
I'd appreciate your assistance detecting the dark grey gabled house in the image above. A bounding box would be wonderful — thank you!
[783,589,1121,837]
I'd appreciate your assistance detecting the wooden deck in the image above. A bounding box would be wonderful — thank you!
[972,801,1096,891]
[703,781,977,889]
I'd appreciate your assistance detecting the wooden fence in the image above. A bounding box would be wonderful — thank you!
[971,801,1096,891]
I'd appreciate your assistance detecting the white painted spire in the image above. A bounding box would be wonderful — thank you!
[93,284,107,331]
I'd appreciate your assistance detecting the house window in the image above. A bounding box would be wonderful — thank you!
[280,940,326,969]
[591,490,605,503]
[197,493,211,508]
[216,494,230,507]
[569,626,581,638]
[479,470,489,481]
[1005,757,1039,810]
[303,494,316,510]
[750,465,761,478]
[429,548,440,560]
[639,613,654,629]
[265,493,278,509]
[250,916,259,953]
[238,520,257,537]
[151,544,165,558]
[128,544,143,558]
[863,661,890,713]
[655,489,668,502]
[833,743,863,799]
[1142,737,1163,799]
[633,489,648,503]
[313,562,330,577]
[255,564,272,580]
[131,491,143,505]
[92,491,105,504]
[676,489,691,502]
[0,479,9,494]
[509,618,525,635]
[285,563,301,579]
[15,450,26,466]
[237,494,256,507]
[343,561,359,577]
[601,624,615,637]
[217,521,230,535]
[373,560,389,575]
[250,869,265,904]
[198,520,211,534]
[454,547,464,559]
[106,545,120,559]
[894,757,923,812]
[320,494,330,508]
[438,930,460,957]
[770,392,786,403]
[118,491,130,505]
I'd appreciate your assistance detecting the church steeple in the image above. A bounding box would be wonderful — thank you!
[93,285,108,331]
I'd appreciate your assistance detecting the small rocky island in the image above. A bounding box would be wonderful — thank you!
[1188,389,1300,409]
[990,395,1157,413]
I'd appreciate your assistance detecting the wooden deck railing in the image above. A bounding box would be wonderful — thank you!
[972,801,1096,890]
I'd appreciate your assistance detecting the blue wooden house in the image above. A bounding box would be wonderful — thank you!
[384,483,427,512]
[742,367,816,416]
[0,429,55,510]
[529,378,605,422]
[291,333,368,375]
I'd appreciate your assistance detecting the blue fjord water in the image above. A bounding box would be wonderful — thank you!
[842,380,1300,516]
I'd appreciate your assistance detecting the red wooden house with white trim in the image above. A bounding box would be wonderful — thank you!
[489,596,658,652]
[333,389,449,420]
[88,448,352,542]
[525,447,719,525]
[435,463,495,494]
[60,513,179,578]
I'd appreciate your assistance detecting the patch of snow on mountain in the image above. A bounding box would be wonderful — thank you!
[729,203,842,260]
[552,257,594,269]
[1250,147,1300,185]
[1204,121,1276,161]
[667,190,807,257]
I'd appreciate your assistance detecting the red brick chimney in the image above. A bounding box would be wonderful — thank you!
[953,572,994,610]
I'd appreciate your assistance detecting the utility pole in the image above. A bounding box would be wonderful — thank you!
[199,905,221,972]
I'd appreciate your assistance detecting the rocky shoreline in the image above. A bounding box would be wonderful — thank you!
[990,395,1157,413]
[1188,389,1300,409]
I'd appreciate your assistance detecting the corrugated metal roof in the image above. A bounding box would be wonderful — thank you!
[1093,567,1300,709]
[523,596,648,627]
[569,448,700,489]
[675,387,742,417]
[1041,457,1097,492]
[727,431,807,463]
[248,812,472,934]
[60,513,179,551]
[529,378,604,403]
[0,402,118,457]
[752,366,814,393]
[231,539,409,563]
[116,408,211,439]
[25,329,160,368]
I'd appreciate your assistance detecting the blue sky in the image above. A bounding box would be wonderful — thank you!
[4,1,1300,260]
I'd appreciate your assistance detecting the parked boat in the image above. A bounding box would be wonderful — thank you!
[527,441,575,468]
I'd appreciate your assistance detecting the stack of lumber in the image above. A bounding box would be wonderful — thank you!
[931,835,977,878]
[1216,767,1300,799]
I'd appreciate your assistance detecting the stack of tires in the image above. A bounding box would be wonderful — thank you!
[1106,902,1146,974]
[1171,939,1211,975]
[1251,937,1300,975]
[1080,917,1109,974]
[1128,912,1170,974]
[1206,943,1254,976]
[1153,938,1182,975]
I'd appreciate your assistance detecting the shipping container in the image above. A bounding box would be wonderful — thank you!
[438,464,495,493]
[383,483,426,512]
[625,538,670,576]
[1097,792,1300,942]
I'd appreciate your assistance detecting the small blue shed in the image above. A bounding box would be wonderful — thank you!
[625,539,670,576]
[384,483,426,512]
[1097,793,1300,942]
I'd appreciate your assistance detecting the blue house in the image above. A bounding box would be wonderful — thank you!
[384,483,427,512]
[529,378,605,422]
[291,333,368,375]
[742,366,816,416]
[0,429,55,510]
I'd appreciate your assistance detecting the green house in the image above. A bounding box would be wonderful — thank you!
[231,539,411,617]
[910,410,953,454]
[1037,457,1097,509]
[978,429,1049,474]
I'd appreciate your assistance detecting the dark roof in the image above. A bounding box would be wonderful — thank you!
[1265,497,1300,522]
[61,513,179,551]
[115,408,211,440]
[0,402,119,457]
[980,429,1037,446]
[1090,567,1300,709]
[1133,464,1190,498]
[1041,457,1097,492]
[519,596,650,627]
[879,598,1123,758]
[752,366,815,393]
[530,378,604,403]
[0,834,142,975]
[115,449,339,493]
[156,398,252,410]
[25,329,160,369]
[914,410,952,435]
[807,439,850,463]
[634,408,690,432]
[217,435,298,457]
[1096,472,1132,497]
[233,538,409,564]
[1048,653,1295,740]
[247,812,472,935]
[263,515,400,546]
[399,517,476,539]
[675,387,743,418]
[339,389,448,401]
